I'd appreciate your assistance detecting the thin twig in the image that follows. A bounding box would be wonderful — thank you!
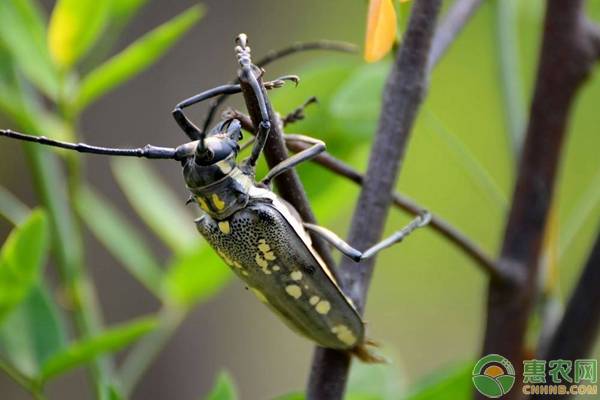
[307,1,443,399]
[225,102,503,281]
[479,2,600,398]
[428,0,484,72]
[283,138,501,279]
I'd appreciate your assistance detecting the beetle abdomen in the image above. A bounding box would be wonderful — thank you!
[195,198,364,350]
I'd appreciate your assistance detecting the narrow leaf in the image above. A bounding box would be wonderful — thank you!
[205,371,238,400]
[0,186,30,225]
[47,0,111,69]
[364,0,397,62]
[424,110,508,208]
[111,0,148,21]
[0,209,48,324]
[0,283,67,375]
[406,363,471,400]
[559,168,600,260]
[0,0,59,97]
[111,158,197,253]
[39,317,157,382]
[163,247,231,308]
[76,186,163,296]
[76,5,204,110]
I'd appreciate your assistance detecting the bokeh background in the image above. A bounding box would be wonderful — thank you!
[0,0,599,399]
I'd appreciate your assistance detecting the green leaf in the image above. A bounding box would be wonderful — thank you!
[205,371,238,400]
[0,283,67,376]
[0,209,48,324]
[423,109,508,208]
[38,317,157,382]
[76,186,163,296]
[0,186,30,225]
[47,0,111,70]
[163,246,232,308]
[111,158,198,253]
[347,362,403,400]
[76,5,204,111]
[108,385,125,400]
[110,0,148,21]
[405,363,472,400]
[272,394,304,400]
[559,168,600,260]
[329,61,390,137]
[0,0,59,98]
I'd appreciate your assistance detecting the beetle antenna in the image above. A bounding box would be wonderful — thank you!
[0,129,183,160]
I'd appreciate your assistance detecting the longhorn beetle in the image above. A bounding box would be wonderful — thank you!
[0,34,430,362]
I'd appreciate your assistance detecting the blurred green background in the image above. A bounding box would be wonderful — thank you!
[0,0,599,399]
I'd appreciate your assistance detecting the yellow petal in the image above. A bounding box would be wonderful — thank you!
[541,204,559,292]
[364,0,398,63]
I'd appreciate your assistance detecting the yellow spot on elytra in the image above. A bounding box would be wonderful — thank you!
[233,261,243,269]
[285,284,302,299]
[250,288,268,303]
[218,221,230,234]
[217,249,233,266]
[264,251,276,261]
[242,271,249,276]
[272,265,280,271]
[211,193,225,210]
[331,325,357,346]
[290,270,303,281]
[315,300,331,315]
[197,196,209,212]
[255,254,268,268]
[258,240,270,253]
[309,296,320,305]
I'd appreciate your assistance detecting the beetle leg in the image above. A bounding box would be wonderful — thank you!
[303,211,431,262]
[260,134,325,186]
[173,84,242,140]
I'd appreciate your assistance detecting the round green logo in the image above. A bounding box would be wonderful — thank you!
[472,354,516,398]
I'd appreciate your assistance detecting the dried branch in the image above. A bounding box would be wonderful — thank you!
[479,1,599,397]
[307,1,443,399]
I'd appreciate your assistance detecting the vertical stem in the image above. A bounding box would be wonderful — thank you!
[479,1,598,398]
[307,1,442,399]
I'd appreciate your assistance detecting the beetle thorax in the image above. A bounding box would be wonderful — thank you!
[185,161,253,220]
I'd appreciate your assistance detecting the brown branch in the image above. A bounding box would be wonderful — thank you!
[237,43,338,274]
[428,0,484,71]
[479,1,599,398]
[307,1,443,399]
